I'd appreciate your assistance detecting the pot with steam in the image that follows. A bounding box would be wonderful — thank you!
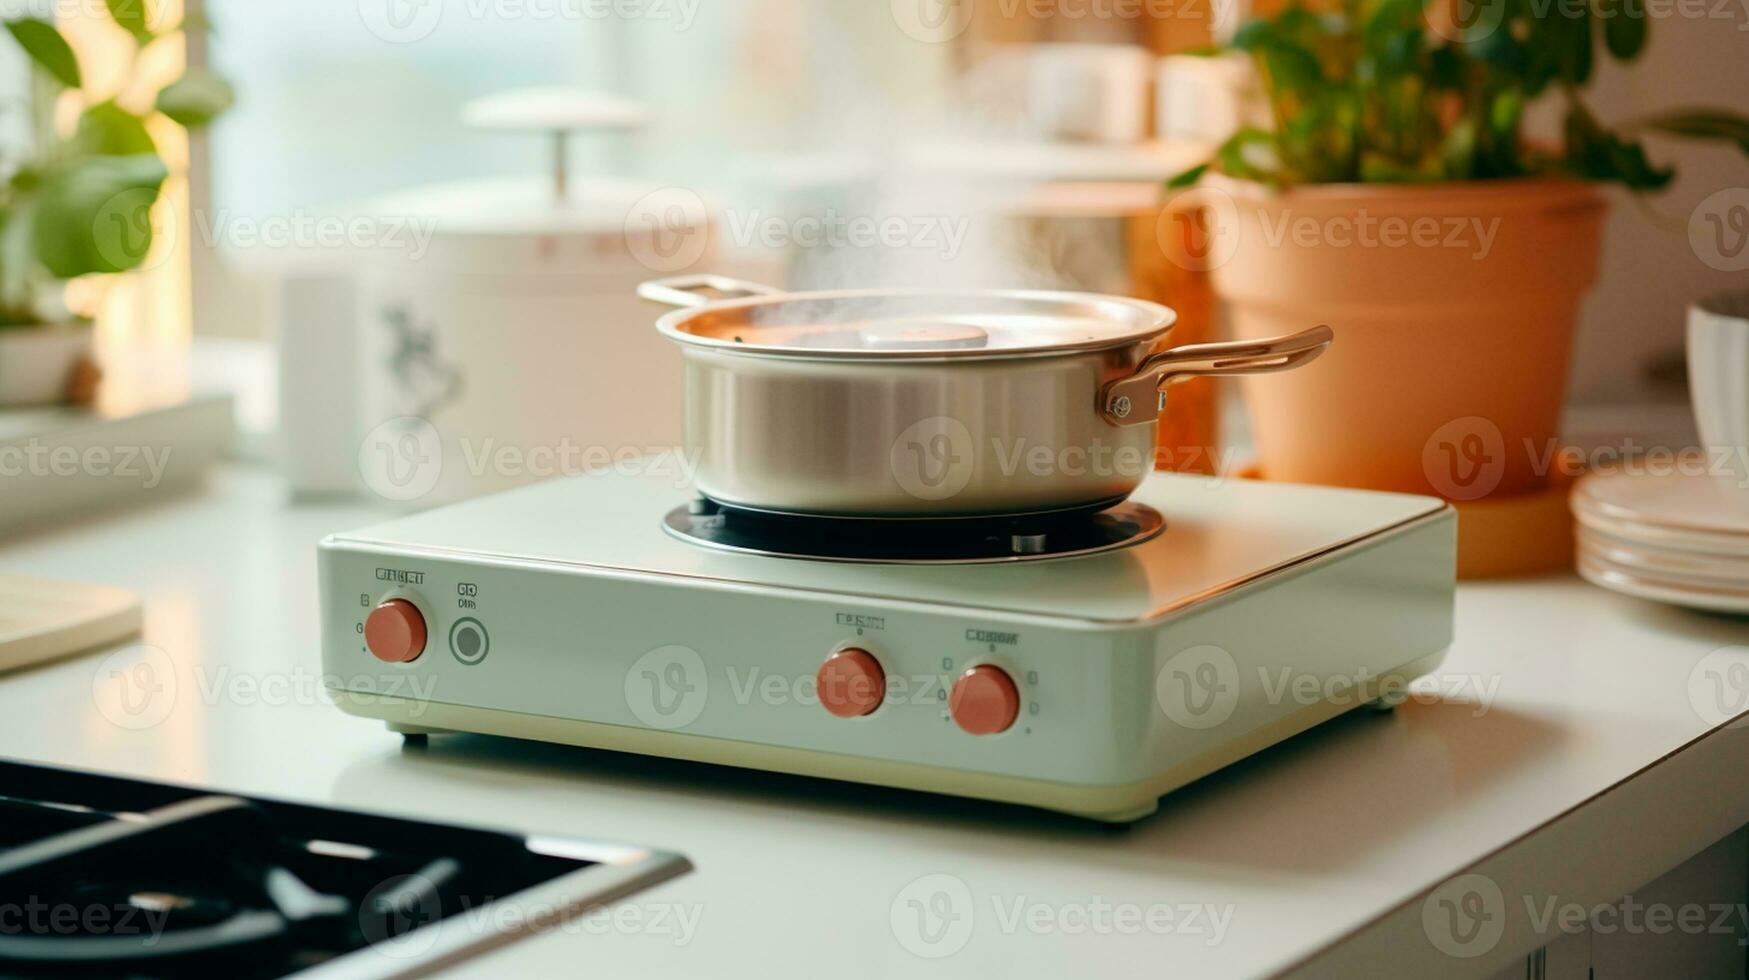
[640,275,1331,518]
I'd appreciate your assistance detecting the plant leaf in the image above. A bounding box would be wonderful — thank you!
[104,0,154,43]
[1216,127,1287,182]
[31,154,169,278]
[1166,163,1210,190]
[4,18,81,89]
[1637,109,1749,154]
[1440,116,1478,180]
[1597,0,1647,60]
[1558,8,1595,85]
[75,101,157,156]
[1564,103,1673,189]
[155,67,233,128]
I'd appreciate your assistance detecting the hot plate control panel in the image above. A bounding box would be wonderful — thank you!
[353,585,1029,735]
[317,542,1164,783]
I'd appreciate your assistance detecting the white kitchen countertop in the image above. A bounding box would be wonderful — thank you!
[2,467,1747,978]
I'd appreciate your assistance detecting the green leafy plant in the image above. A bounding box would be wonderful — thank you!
[1170,0,1749,189]
[0,1,232,326]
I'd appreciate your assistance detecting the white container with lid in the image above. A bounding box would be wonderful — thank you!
[277,87,715,505]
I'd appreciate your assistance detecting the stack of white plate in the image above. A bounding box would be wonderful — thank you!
[1572,468,1749,614]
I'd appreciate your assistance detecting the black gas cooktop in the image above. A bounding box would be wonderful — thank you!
[0,760,689,978]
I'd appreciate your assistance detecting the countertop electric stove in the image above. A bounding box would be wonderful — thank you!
[319,470,1456,822]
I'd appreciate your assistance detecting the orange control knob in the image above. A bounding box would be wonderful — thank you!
[817,648,886,718]
[364,599,426,664]
[949,665,1020,735]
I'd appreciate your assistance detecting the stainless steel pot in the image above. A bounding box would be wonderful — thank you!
[640,274,1331,518]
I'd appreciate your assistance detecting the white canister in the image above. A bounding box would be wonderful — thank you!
[353,176,714,507]
[1688,291,1749,490]
[279,173,714,505]
[277,88,716,505]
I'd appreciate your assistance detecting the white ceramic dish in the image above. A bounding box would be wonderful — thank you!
[1577,551,1749,615]
[1571,468,1749,551]
[1577,525,1749,582]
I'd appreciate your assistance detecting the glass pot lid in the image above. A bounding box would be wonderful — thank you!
[654,288,1176,359]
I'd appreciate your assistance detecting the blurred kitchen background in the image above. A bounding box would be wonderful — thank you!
[1,0,1744,520]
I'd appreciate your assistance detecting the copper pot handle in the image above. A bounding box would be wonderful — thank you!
[638,275,784,309]
[1100,325,1334,427]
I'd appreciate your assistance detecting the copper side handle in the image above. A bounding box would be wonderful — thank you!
[638,275,783,309]
[1100,325,1334,426]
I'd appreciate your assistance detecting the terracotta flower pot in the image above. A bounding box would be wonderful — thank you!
[0,323,96,408]
[1203,176,1607,500]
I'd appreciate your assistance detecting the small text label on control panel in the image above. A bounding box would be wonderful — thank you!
[835,613,885,631]
[966,629,1019,646]
[376,568,424,585]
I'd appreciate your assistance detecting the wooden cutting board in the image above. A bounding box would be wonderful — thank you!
[0,575,142,674]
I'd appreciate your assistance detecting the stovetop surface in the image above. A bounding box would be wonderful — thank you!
[332,472,1446,624]
[0,760,641,978]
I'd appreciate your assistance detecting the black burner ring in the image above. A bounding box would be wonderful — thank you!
[663,497,1165,565]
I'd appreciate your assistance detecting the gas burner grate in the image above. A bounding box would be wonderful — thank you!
[662,497,1165,564]
[0,760,687,979]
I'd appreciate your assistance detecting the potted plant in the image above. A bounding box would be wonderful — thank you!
[1169,0,1749,501]
[0,5,231,407]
